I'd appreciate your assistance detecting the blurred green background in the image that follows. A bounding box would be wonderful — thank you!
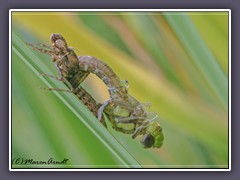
[11,11,229,169]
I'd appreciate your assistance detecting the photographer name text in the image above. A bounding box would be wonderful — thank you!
[12,157,69,165]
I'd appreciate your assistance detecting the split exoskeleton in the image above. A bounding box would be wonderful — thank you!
[27,33,164,148]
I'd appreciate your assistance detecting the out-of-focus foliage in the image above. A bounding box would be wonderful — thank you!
[11,11,229,168]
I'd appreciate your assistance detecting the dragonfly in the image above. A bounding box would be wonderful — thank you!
[27,33,164,148]
[77,55,164,148]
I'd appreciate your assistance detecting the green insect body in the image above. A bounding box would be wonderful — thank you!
[142,122,164,148]
[113,105,131,117]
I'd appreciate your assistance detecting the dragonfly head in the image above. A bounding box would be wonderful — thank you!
[50,33,68,55]
[141,121,164,148]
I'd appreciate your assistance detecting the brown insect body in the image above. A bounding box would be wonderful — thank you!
[78,55,128,100]
[73,86,102,120]
[27,34,106,126]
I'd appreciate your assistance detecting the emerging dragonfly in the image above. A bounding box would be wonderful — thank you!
[27,33,164,148]
[77,55,164,148]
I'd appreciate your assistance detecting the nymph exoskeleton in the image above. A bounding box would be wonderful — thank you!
[26,34,106,126]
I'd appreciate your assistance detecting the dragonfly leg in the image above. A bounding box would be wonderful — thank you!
[98,99,111,121]
[39,86,72,93]
[131,125,147,139]
[55,63,63,79]
[116,116,145,123]
[28,43,52,49]
[111,99,135,111]
[26,42,53,55]
[40,73,62,81]
[40,71,74,91]
[35,43,52,49]
[55,63,74,91]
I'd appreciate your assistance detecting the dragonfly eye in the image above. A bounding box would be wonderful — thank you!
[141,134,154,148]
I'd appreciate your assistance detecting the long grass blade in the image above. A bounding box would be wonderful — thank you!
[164,13,228,110]
[12,31,141,168]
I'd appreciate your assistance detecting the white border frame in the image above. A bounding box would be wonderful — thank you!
[9,9,231,171]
